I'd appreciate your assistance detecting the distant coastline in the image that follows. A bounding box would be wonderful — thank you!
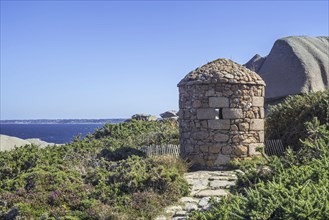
[0,119,126,124]
[0,120,126,144]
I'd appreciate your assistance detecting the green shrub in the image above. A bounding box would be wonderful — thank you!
[86,155,188,200]
[98,146,146,162]
[265,90,329,150]
[91,119,179,148]
[0,120,187,219]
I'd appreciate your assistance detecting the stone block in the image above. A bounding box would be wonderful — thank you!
[258,131,264,142]
[248,143,263,156]
[222,145,232,155]
[239,122,249,131]
[231,124,238,131]
[184,144,194,154]
[200,120,208,128]
[209,97,229,108]
[231,135,240,143]
[208,119,230,130]
[207,153,218,160]
[242,137,256,144]
[197,108,220,120]
[205,89,215,96]
[182,110,191,119]
[191,155,207,167]
[252,97,264,107]
[214,133,229,142]
[222,108,243,119]
[233,146,248,156]
[208,120,219,129]
[206,160,215,167]
[260,108,265,118]
[182,132,191,139]
[215,154,230,165]
[209,144,221,153]
[200,145,209,153]
[194,131,209,140]
[250,119,264,130]
[192,100,202,108]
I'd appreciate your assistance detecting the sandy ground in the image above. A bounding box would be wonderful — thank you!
[0,134,57,152]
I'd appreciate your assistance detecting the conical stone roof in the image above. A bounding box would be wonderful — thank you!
[178,58,265,86]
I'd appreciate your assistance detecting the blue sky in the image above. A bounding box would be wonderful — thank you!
[1,1,328,119]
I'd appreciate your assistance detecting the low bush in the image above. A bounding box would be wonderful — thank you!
[265,89,329,150]
[91,119,179,148]
[0,120,187,219]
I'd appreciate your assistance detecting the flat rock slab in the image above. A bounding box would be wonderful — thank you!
[187,178,209,189]
[184,171,211,179]
[208,176,230,180]
[195,189,228,197]
[209,180,235,189]
[198,197,211,207]
[179,197,199,204]
[165,205,183,214]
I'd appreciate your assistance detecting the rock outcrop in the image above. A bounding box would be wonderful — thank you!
[244,36,329,100]
[160,110,178,120]
[0,135,30,151]
[244,54,266,72]
[0,135,56,152]
[131,114,157,121]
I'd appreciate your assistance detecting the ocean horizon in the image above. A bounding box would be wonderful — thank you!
[0,119,126,144]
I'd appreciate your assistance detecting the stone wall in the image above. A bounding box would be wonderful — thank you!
[179,82,265,168]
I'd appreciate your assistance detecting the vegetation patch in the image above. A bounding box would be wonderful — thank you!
[266,89,329,150]
[0,120,187,219]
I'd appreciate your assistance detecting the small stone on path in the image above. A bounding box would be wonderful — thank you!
[198,197,211,207]
[184,203,198,212]
[174,210,187,217]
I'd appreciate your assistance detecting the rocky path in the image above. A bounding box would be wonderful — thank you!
[155,170,238,220]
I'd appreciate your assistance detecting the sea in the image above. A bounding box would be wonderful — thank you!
[0,119,126,144]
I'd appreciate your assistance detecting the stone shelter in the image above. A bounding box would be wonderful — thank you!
[178,58,266,168]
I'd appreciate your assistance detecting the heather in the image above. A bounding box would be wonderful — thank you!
[0,119,187,219]
[265,90,329,150]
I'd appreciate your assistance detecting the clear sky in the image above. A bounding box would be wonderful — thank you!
[1,0,328,119]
